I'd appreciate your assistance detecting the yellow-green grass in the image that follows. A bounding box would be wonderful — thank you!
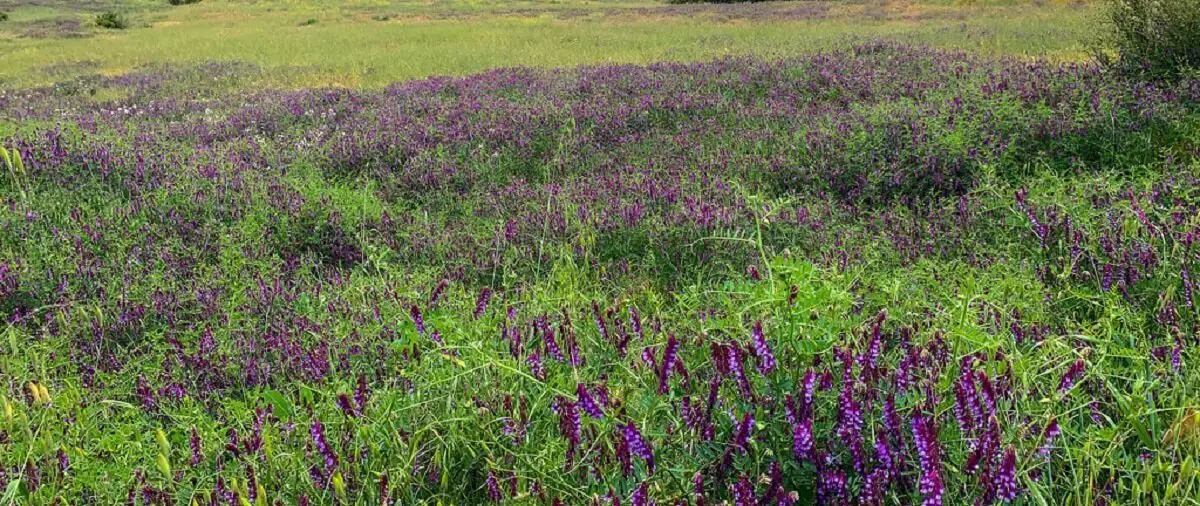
[1,0,1100,89]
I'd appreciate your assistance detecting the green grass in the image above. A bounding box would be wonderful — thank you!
[0,0,1099,88]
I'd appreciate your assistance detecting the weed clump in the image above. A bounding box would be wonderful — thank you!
[0,12,8,22]
[168,0,203,5]
[95,11,129,29]
[298,18,319,26]
[1100,0,1200,78]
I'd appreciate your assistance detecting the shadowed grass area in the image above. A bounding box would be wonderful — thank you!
[1,0,1098,88]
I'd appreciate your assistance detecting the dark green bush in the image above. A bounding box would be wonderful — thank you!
[298,18,319,26]
[168,0,203,5]
[95,11,129,29]
[1102,0,1200,78]
[0,11,9,22]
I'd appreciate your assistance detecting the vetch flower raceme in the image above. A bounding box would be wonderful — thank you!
[474,287,493,320]
[750,320,776,373]
[577,383,604,419]
[658,333,680,394]
[1057,360,1085,393]
[622,420,655,473]
[911,412,945,506]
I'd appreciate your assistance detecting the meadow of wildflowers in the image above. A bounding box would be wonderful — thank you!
[1,40,1199,505]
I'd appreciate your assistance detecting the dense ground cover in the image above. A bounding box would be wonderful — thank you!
[1,37,1199,504]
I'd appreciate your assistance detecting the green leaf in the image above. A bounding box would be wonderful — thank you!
[261,390,295,421]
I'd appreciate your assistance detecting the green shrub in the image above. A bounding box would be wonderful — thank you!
[95,11,129,29]
[298,18,318,26]
[1101,0,1200,78]
[168,0,202,4]
[0,11,8,22]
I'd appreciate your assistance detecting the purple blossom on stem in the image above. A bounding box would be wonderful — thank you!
[527,350,545,381]
[1058,360,1086,393]
[559,399,581,459]
[726,344,754,400]
[732,476,756,506]
[750,321,776,373]
[355,373,369,413]
[410,304,426,336]
[911,412,944,506]
[1039,418,1060,458]
[576,383,604,419]
[473,287,493,320]
[311,419,338,477]
[622,420,655,473]
[543,323,564,362]
[997,447,1020,502]
[658,334,679,394]
[189,425,203,466]
[629,306,644,341]
[486,471,502,502]
[732,412,754,454]
[430,279,448,306]
[593,301,610,342]
[380,472,392,506]
[631,481,654,506]
[336,393,359,418]
[792,417,813,462]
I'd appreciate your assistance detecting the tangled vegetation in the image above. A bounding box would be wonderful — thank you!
[0,26,1198,506]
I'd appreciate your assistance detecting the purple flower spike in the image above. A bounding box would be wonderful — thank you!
[189,425,203,466]
[658,334,680,394]
[1057,360,1086,393]
[631,481,654,506]
[997,447,1020,502]
[792,418,813,462]
[751,321,776,373]
[474,287,493,320]
[1039,418,1061,458]
[576,383,604,419]
[311,419,338,477]
[410,304,426,336]
[911,412,944,506]
[430,279,448,306]
[622,421,655,473]
[486,471,503,502]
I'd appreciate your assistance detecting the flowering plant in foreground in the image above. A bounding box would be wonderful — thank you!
[0,41,1197,504]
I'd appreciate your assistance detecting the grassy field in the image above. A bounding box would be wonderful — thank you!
[2,1,1200,506]
[0,0,1098,87]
